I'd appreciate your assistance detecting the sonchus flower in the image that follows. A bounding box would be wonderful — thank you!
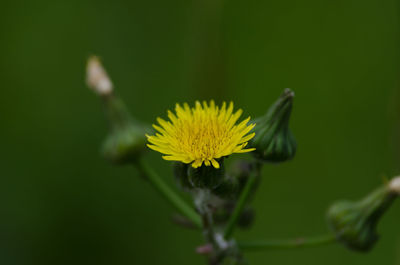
[147,101,256,169]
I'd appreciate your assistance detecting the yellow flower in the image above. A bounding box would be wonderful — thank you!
[146,101,256,169]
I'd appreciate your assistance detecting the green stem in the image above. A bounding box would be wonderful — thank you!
[224,162,260,239]
[238,234,336,251]
[135,158,202,228]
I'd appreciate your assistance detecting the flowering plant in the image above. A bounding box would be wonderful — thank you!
[87,56,400,265]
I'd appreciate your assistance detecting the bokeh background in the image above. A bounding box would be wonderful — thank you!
[1,0,400,264]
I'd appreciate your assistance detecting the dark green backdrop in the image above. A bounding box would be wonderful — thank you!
[1,0,399,264]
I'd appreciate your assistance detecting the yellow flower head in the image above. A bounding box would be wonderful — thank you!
[146,101,256,169]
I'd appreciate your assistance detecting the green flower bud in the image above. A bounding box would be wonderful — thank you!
[212,177,238,199]
[187,159,225,189]
[237,206,255,229]
[213,202,254,229]
[86,56,149,164]
[100,92,150,165]
[327,179,399,252]
[174,159,236,197]
[249,88,296,163]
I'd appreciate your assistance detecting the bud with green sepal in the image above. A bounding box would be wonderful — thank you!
[212,176,238,199]
[174,159,237,200]
[236,206,255,229]
[212,193,255,228]
[326,176,400,252]
[249,88,296,163]
[86,56,150,164]
[228,160,261,201]
[101,120,149,164]
[187,159,226,189]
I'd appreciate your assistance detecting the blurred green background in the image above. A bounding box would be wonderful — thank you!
[1,0,399,264]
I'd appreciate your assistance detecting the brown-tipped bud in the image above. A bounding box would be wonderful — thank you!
[389,176,400,194]
[86,56,150,164]
[86,56,113,96]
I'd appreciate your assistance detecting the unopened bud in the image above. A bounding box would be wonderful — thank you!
[86,56,150,164]
[249,88,296,163]
[212,177,238,199]
[237,206,255,229]
[213,202,254,228]
[327,181,399,252]
[100,95,149,164]
[101,123,148,164]
[86,56,113,96]
[187,159,225,189]
[229,160,260,201]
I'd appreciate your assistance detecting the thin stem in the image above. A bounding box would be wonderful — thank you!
[172,214,200,230]
[224,162,261,239]
[238,234,336,251]
[135,158,202,228]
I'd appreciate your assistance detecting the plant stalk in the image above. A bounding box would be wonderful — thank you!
[238,234,336,251]
[135,158,202,228]
[224,162,261,239]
